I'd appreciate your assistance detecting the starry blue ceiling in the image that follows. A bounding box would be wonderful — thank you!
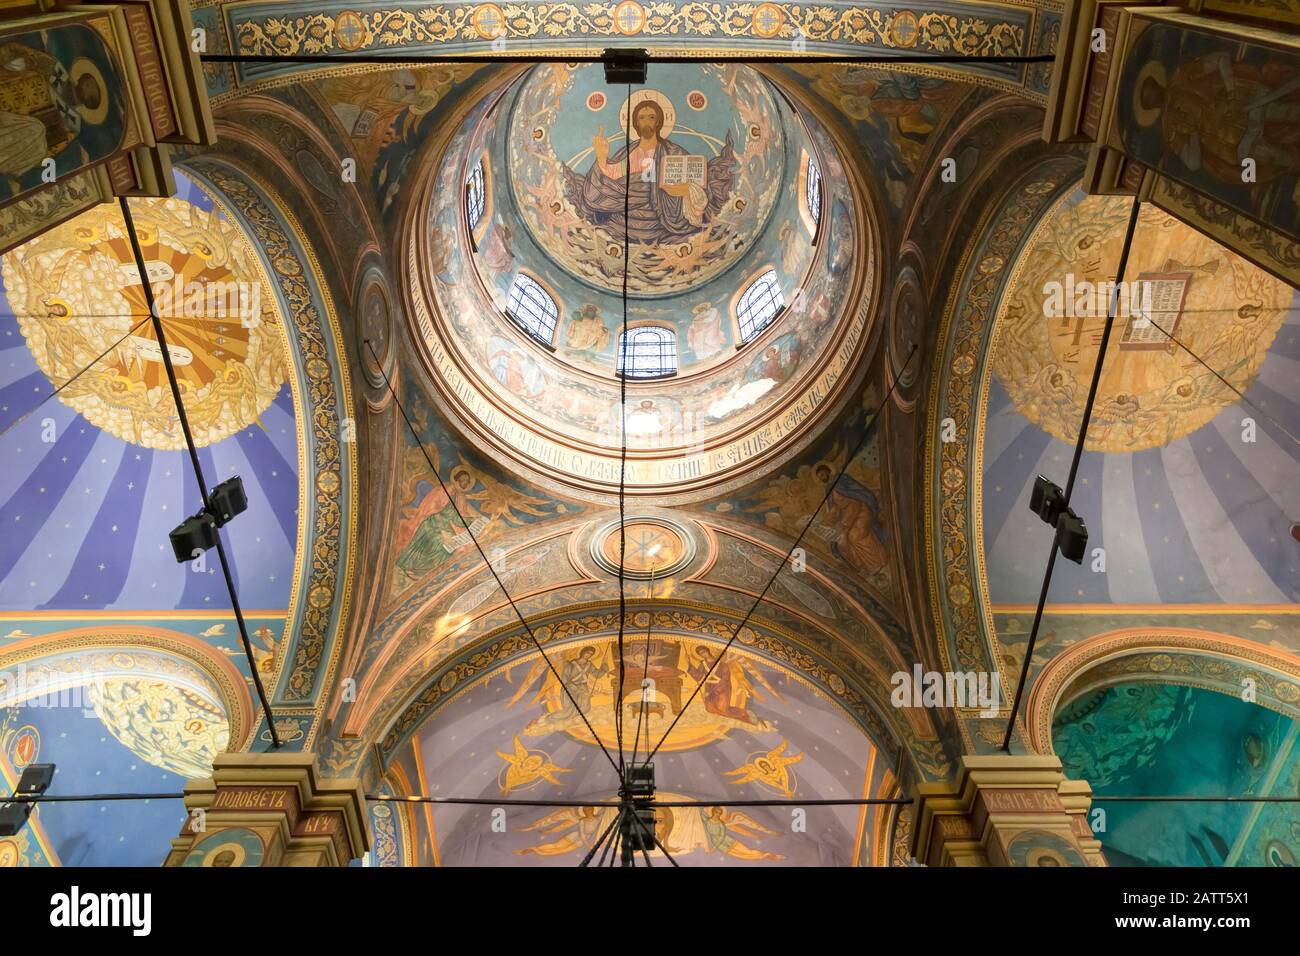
[0,172,300,613]
[981,304,1300,606]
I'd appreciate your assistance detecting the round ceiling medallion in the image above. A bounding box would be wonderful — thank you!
[2,178,284,449]
[993,193,1292,453]
[592,517,692,578]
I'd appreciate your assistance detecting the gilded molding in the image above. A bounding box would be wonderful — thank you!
[923,155,1080,675]
[183,160,358,721]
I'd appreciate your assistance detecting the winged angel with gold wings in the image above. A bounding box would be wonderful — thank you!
[518,797,783,861]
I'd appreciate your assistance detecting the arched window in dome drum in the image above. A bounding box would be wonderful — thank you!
[617,325,677,378]
[806,157,822,230]
[465,160,486,232]
[736,269,785,344]
[505,272,559,346]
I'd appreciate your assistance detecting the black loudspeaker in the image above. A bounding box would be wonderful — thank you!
[169,511,217,563]
[0,802,30,837]
[1029,474,1066,526]
[1056,510,1089,565]
[626,763,655,800]
[0,762,51,837]
[16,763,54,795]
[209,475,248,526]
[603,48,648,85]
[622,805,658,850]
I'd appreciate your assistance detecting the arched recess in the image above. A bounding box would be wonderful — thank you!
[1026,630,1300,867]
[176,157,359,740]
[372,614,910,866]
[0,626,253,866]
[1025,628,1300,757]
[0,625,255,751]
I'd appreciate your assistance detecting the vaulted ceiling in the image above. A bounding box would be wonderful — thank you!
[2,0,1297,868]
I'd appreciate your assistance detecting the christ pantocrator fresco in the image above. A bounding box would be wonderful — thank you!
[562,94,737,245]
[509,65,784,296]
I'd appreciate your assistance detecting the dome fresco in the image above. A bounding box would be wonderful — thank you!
[4,7,1300,880]
[412,64,875,494]
[506,63,787,298]
[980,192,1300,605]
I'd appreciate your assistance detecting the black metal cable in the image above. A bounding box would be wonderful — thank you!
[596,817,621,867]
[999,197,1143,752]
[366,794,912,807]
[364,339,621,774]
[579,808,623,867]
[201,52,1055,67]
[118,197,281,749]
[0,312,154,440]
[626,806,677,866]
[607,821,622,867]
[627,565,656,774]
[23,791,1300,806]
[644,343,918,762]
[8,792,185,802]
[615,81,633,780]
[1139,311,1300,446]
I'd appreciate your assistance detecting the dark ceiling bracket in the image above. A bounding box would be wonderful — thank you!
[602,48,649,85]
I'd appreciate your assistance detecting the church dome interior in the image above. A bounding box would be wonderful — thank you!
[411,62,874,496]
[1,0,1299,907]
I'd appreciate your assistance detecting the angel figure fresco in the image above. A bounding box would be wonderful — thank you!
[563,92,738,244]
[506,645,613,738]
[697,806,783,861]
[686,646,783,728]
[724,740,805,798]
[517,805,616,857]
[496,737,571,796]
[250,625,279,678]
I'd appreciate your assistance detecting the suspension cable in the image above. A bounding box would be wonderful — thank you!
[119,197,280,748]
[999,197,1142,751]
[644,344,917,762]
[364,339,620,775]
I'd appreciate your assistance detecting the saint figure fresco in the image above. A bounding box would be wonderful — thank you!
[562,94,737,245]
